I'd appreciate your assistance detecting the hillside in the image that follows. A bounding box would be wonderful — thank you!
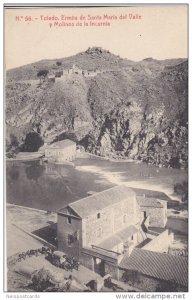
[6,47,188,168]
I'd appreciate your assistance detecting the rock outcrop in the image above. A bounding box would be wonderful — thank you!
[6,48,188,168]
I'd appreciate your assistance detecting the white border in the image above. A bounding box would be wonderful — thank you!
[1,1,191,299]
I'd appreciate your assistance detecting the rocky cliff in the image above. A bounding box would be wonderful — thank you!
[6,47,188,168]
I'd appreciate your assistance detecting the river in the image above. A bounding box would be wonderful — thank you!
[6,155,188,245]
[6,155,187,210]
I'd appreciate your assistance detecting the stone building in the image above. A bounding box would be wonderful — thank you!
[45,139,76,163]
[57,186,176,279]
[61,65,101,78]
[54,70,63,77]
[136,196,167,228]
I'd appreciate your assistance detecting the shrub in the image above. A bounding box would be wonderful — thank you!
[37,70,49,82]
[22,132,44,152]
[174,181,188,202]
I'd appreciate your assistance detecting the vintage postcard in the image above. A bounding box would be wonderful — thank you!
[4,4,188,294]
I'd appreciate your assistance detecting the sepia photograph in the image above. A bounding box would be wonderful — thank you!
[4,4,188,294]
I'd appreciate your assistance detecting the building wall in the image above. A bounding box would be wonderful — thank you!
[45,144,76,162]
[57,214,82,259]
[83,197,140,247]
[79,252,94,271]
[119,269,162,291]
[84,71,98,77]
[105,262,119,280]
[112,242,124,254]
[143,229,172,253]
[80,248,120,278]
[139,204,167,228]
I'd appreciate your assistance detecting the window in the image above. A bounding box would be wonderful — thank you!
[67,234,74,246]
[67,216,72,224]
[97,213,100,219]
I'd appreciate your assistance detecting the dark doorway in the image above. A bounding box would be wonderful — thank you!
[93,257,105,276]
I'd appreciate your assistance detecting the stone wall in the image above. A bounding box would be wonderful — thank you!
[57,214,82,259]
[119,269,161,291]
[140,204,167,228]
[80,252,94,271]
[105,262,119,280]
[83,197,140,247]
[45,144,76,162]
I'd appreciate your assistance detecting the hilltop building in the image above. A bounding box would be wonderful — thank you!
[57,64,102,79]
[45,139,76,163]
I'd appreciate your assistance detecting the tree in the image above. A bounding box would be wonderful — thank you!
[56,61,62,66]
[37,70,49,82]
[22,132,44,152]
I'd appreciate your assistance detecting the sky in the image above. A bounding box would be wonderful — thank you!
[4,5,188,70]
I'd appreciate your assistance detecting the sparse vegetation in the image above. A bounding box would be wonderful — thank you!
[6,48,188,168]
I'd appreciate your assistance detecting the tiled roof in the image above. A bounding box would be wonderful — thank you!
[132,188,171,201]
[119,248,188,287]
[137,196,164,208]
[65,186,136,218]
[98,225,138,251]
[46,139,75,149]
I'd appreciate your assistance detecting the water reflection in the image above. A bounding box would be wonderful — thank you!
[8,167,20,181]
[26,164,45,181]
[6,157,187,212]
[6,160,113,211]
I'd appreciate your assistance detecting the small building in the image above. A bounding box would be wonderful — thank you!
[55,70,63,77]
[136,196,167,228]
[83,70,98,77]
[68,64,83,75]
[132,187,179,208]
[45,139,76,163]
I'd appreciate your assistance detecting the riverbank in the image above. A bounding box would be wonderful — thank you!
[7,151,43,161]
[7,204,57,256]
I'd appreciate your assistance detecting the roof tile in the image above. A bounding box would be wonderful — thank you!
[120,248,188,287]
[60,186,136,218]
